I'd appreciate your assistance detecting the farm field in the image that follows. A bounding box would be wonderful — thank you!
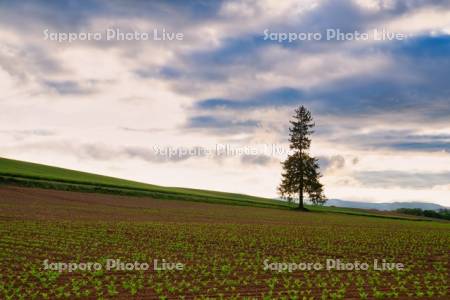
[0,185,448,299]
[2,1,450,300]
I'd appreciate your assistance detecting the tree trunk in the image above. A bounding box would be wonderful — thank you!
[299,149,304,210]
[299,185,304,209]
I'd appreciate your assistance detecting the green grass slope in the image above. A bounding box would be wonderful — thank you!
[0,157,289,209]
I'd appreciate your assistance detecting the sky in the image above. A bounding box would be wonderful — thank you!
[0,0,449,206]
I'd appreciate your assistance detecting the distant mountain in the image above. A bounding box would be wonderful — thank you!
[324,199,448,211]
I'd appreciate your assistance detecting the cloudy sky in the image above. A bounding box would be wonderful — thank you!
[1,0,449,205]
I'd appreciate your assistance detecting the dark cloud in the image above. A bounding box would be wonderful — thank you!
[0,129,55,137]
[134,67,184,80]
[188,36,269,69]
[0,45,63,83]
[186,116,260,134]
[0,1,103,32]
[119,127,166,133]
[382,0,450,13]
[384,142,450,152]
[299,0,375,33]
[355,171,450,188]
[78,144,209,163]
[103,0,224,24]
[0,0,224,33]
[196,88,304,110]
[240,154,274,166]
[187,34,450,141]
[143,0,450,96]
[329,130,450,153]
[318,155,346,173]
[43,80,96,95]
[136,38,256,89]
[193,35,450,120]
[127,146,209,163]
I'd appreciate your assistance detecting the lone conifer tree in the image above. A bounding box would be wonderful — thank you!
[278,106,326,209]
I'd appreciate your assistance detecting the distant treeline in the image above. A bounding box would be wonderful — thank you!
[396,208,450,220]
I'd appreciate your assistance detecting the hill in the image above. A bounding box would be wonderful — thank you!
[0,157,287,209]
[325,199,447,211]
